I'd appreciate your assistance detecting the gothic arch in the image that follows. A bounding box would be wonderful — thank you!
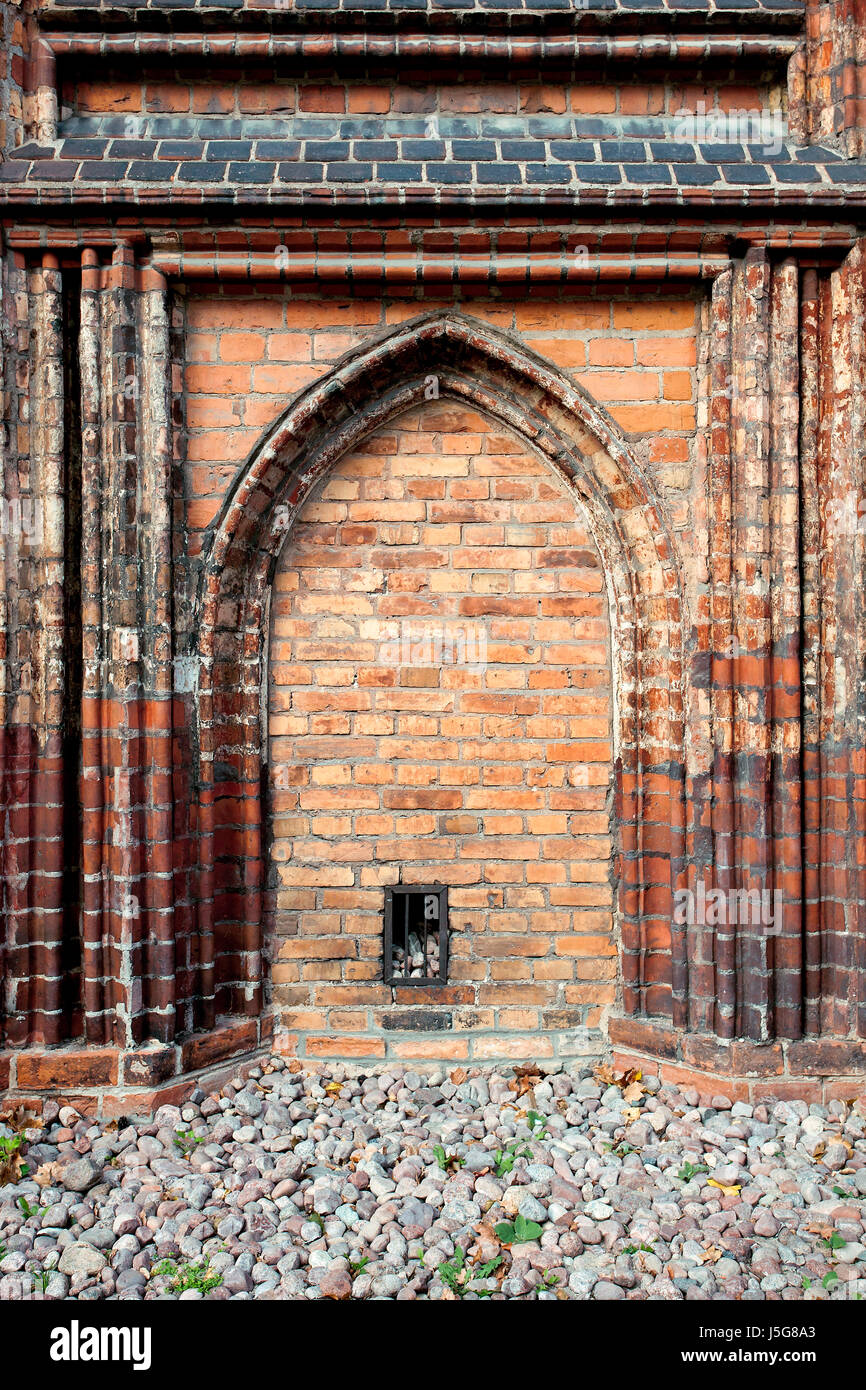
[192,311,688,1031]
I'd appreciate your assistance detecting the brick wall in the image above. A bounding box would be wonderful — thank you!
[178,289,697,1061]
[181,293,698,546]
[266,400,614,1062]
[3,0,866,1103]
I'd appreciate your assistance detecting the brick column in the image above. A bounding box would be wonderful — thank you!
[26,253,67,1045]
[815,241,866,1040]
[78,244,176,1049]
[799,0,866,157]
[707,250,804,1043]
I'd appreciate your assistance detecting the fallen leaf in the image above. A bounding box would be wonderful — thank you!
[622,1107,641,1124]
[323,1081,342,1097]
[707,1178,741,1197]
[34,1162,63,1188]
[594,1066,646,1104]
[703,1245,724,1264]
[450,1068,468,1085]
[288,1059,303,1074]
[509,1063,542,1099]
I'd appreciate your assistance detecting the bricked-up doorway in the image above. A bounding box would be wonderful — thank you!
[196,312,687,1063]
[266,400,615,1064]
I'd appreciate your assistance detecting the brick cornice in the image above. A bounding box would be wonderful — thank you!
[39,0,807,37]
[6,184,866,212]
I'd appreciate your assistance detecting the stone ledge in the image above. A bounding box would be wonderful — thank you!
[0,1012,275,1117]
[610,1012,866,1103]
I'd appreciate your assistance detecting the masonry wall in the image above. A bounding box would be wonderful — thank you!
[4,0,866,1105]
[177,290,699,1061]
[181,293,699,546]
[266,400,614,1062]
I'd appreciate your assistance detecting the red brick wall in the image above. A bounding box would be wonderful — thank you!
[182,294,698,547]
[176,289,699,1059]
[63,73,778,123]
[266,400,614,1062]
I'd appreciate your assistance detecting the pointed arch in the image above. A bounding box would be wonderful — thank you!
[191,311,688,1032]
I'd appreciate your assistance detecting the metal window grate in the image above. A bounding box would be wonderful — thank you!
[383,885,449,986]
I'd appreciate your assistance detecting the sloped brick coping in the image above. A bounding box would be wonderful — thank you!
[0,1013,275,1119]
[610,1013,866,1104]
[195,309,687,1033]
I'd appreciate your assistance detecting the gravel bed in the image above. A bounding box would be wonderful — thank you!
[1,1059,865,1301]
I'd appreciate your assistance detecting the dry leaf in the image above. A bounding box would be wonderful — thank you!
[812,1141,826,1160]
[288,1059,303,1074]
[594,1066,645,1104]
[622,1106,641,1124]
[323,1081,342,1097]
[34,1162,63,1188]
[450,1068,468,1085]
[509,1064,542,1100]
[707,1178,741,1197]
[703,1245,724,1264]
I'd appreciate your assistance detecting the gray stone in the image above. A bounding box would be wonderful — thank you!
[58,1242,107,1277]
[58,1157,101,1194]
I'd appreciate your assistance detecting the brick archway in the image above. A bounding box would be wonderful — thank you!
[195,311,687,1042]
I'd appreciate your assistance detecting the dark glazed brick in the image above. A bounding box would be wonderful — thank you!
[720,165,772,184]
[402,141,447,159]
[207,141,253,160]
[699,144,746,162]
[477,163,523,182]
[453,141,498,160]
[80,161,130,181]
[673,163,721,183]
[527,163,572,182]
[128,162,177,181]
[108,141,158,158]
[773,164,821,182]
[255,142,303,160]
[230,162,276,183]
[650,142,697,162]
[277,162,325,181]
[177,162,228,182]
[326,162,374,181]
[624,164,673,183]
[427,163,473,182]
[380,1011,453,1031]
[378,163,423,180]
[58,139,109,159]
[573,164,622,183]
[304,142,351,160]
[550,142,597,161]
[600,141,647,162]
